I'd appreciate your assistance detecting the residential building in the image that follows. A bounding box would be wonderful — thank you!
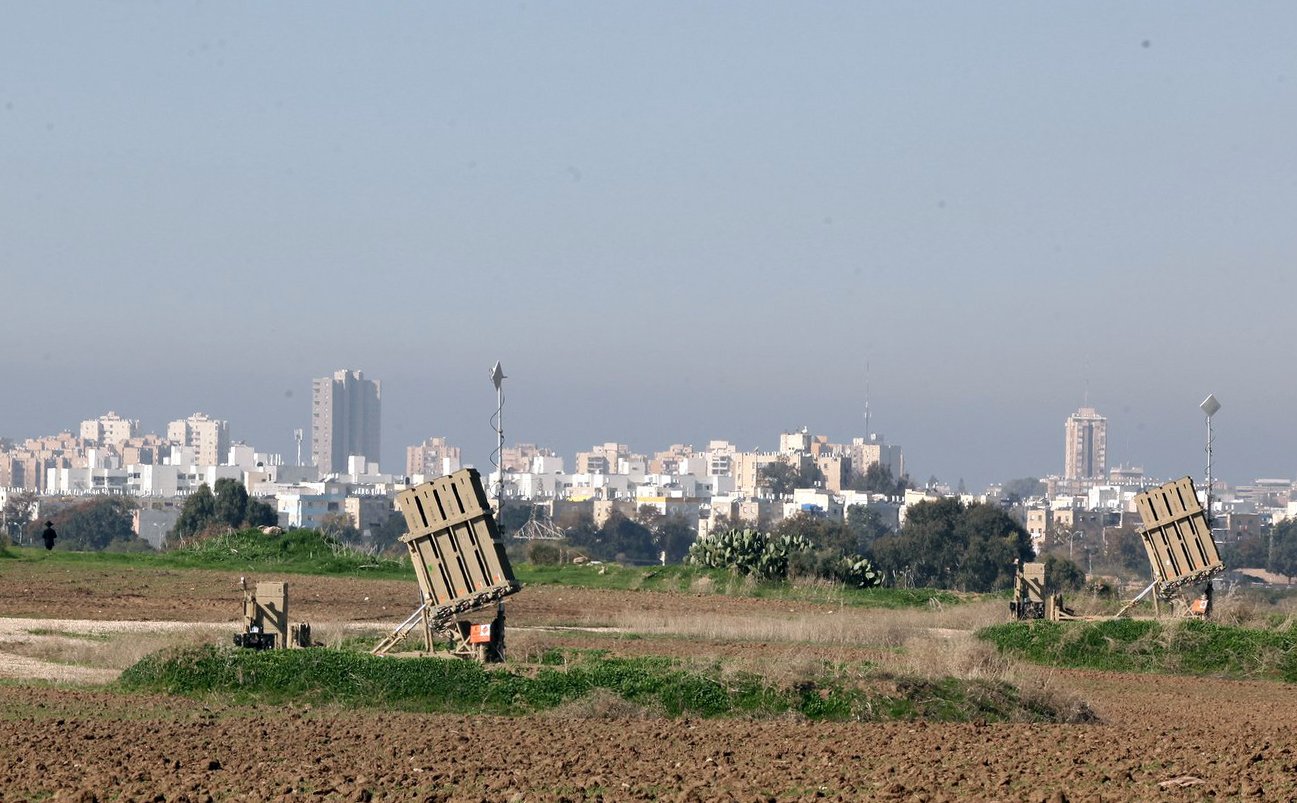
[814,453,850,493]
[704,496,778,535]
[649,444,695,475]
[79,412,139,447]
[276,488,347,530]
[779,429,812,455]
[500,443,558,473]
[575,443,634,475]
[344,495,394,537]
[167,412,230,467]
[120,434,169,466]
[311,369,382,475]
[848,435,905,482]
[405,436,462,479]
[0,434,79,491]
[786,488,843,519]
[731,451,789,497]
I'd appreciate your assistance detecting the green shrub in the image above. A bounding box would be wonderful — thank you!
[525,541,562,566]
[165,528,406,575]
[119,644,1081,722]
[980,619,1297,682]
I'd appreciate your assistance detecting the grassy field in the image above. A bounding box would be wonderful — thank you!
[1,531,409,579]
[118,643,1087,723]
[980,618,1297,682]
[6,530,965,609]
[515,563,964,608]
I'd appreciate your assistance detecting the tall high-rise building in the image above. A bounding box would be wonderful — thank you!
[80,411,139,447]
[311,369,381,475]
[166,412,229,467]
[1064,406,1107,480]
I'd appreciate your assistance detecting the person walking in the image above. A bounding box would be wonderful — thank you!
[41,521,57,551]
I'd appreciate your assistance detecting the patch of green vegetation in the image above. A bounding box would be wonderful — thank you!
[119,644,1078,723]
[979,619,1297,682]
[513,563,962,609]
[163,529,407,576]
[6,529,409,578]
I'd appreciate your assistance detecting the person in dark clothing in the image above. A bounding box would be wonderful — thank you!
[41,521,57,551]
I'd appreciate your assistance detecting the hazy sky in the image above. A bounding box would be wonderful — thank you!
[3,3,1295,488]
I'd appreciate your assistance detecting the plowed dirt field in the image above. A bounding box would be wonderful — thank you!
[1,562,1294,801]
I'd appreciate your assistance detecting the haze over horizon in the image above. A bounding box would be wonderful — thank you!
[4,4,1295,489]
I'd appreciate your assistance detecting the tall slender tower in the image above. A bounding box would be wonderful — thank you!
[1063,406,1107,480]
[311,370,382,474]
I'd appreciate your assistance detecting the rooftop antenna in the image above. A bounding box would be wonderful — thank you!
[293,428,303,466]
[864,361,872,438]
[1200,394,1221,526]
[490,361,506,520]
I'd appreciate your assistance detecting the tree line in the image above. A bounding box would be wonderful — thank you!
[0,478,278,552]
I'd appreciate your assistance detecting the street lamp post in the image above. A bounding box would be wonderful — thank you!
[1055,528,1084,560]
[1201,394,1221,528]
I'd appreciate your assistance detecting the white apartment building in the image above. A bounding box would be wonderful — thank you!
[785,488,843,519]
[46,463,245,496]
[46,466,129,494]
[566,472,634,501]
[167,413,230,467]
[276,490,346,530]
[227,443,284,472]
[494,470,571,500]
[79,412,139,447]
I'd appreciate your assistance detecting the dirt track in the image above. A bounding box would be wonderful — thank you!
[1,564,1295,800]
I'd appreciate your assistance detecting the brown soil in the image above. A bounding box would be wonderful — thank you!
[1,563,1295,801]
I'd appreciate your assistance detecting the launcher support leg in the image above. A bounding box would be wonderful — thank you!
[1114,580,1160,619]
[490,602,506,663]
[421,605,432,652]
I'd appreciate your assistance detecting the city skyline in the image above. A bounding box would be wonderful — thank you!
[0,382,1265,491]
[4,5,1295,488]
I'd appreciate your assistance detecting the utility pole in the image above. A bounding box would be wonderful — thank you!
[490,361,506,521]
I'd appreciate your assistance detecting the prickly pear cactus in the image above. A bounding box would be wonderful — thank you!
[836,556,881,588]
[688,528,816,581]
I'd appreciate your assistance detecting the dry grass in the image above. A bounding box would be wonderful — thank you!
[3,624,231,670]
[876,629,1095,723]
[1210,588,1297,629]
[599,598,1006,650]
[503,596,1095,722]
